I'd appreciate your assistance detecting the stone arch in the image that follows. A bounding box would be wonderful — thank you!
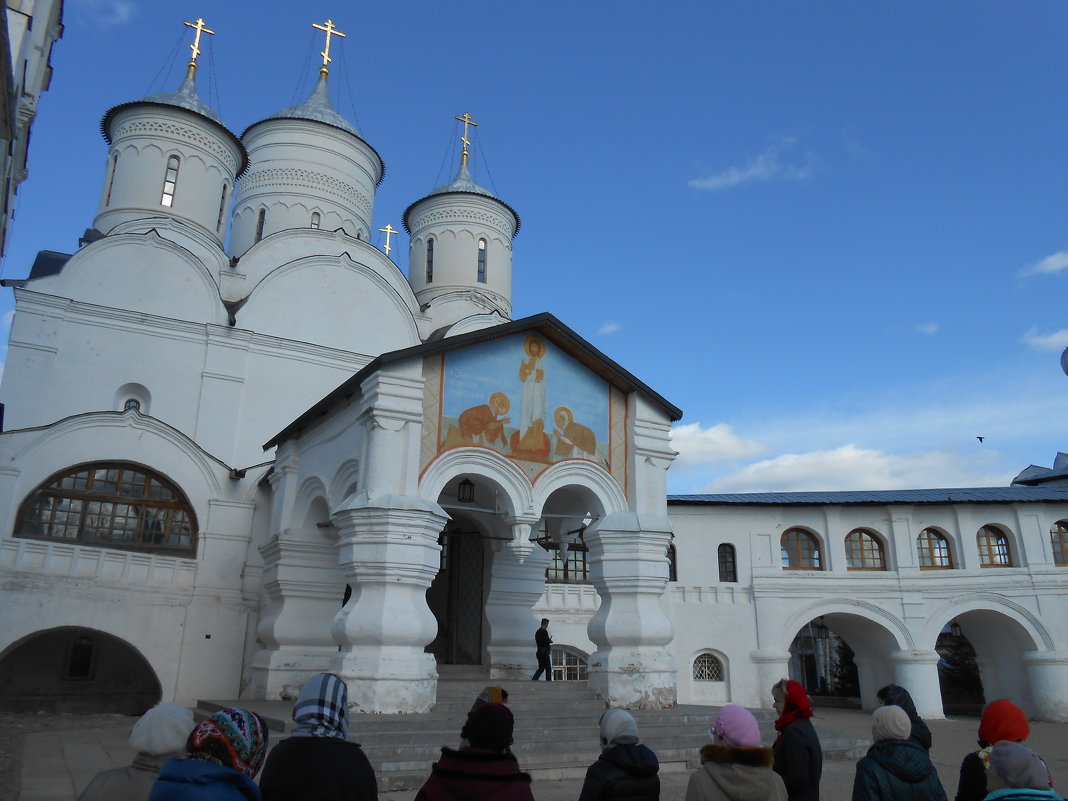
[328,459,361,510]
[925,596,1055,715]
[0,626,162,714]
[419,447,534,519]
[532,460,628,519]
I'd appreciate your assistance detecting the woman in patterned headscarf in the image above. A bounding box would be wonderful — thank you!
[149,707,268,801]
[258,673,378,801]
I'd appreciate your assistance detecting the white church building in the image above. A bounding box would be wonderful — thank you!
[2,26,1068,722]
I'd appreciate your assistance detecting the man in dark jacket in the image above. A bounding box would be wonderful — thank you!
[579,709,660,801]
[851,705,947,801]
[531,618,553,681]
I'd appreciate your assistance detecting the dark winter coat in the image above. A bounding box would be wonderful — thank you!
[258,737,378,801]
[685,743,787,801]
[148,758,261,801]
[851,738,947,801]
[579,743,660,801]
[956,750,987,801]
[981,790,1064,801]
[772,718,822,801]
[415,747,534,801]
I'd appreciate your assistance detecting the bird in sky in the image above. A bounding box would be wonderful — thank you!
[977,436,985,443]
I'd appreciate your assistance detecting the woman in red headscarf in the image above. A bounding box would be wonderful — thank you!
[770,679,822,801]
[954,699,1031,801]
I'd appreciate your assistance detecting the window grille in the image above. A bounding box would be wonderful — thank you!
[160,156,180,207]
[917,528,953,569]
[477,239,487,283]
[541,533,589,583]
[845,529,886,570]
[781,529,822,570]
[15,462,197,556]
[551,647,588,681]
[693,653,725,682]
[426,238,435,283]
[1052,521,1068,566]
[977,526,1012,567]
[718,543,737,582]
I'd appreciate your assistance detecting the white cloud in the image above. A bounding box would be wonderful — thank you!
[598,321,620,335]
[1022,328,1068,352]
[1023,250,1068,277]
[702,445,1010,493]
[914,323,939,335]
[689,138,816,192]
[670,422,768,465]
[68,0,134,28]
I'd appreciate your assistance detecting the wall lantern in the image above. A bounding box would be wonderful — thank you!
[950,619,963,638]
[457,478,475,504]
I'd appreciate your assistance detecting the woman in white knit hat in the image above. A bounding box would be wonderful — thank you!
[851,704,947,801]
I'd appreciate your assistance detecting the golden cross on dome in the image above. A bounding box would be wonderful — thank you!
[455,112,479,166]
[312,19,346,74]
[183,18,215,66]
[378,224,398,256]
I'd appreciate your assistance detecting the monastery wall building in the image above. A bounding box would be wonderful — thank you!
[2,24,1067,720]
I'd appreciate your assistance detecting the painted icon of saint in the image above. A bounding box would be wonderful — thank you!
[517,336,547,450]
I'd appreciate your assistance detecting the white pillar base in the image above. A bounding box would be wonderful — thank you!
[1022,651,1068,722]
[891,650,944,720]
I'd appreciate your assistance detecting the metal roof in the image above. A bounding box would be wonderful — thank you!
[402,162,521,236]
[668,487,1068,506]
[265,312,682,450]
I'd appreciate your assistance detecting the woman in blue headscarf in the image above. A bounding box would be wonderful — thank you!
[258,673,378,801]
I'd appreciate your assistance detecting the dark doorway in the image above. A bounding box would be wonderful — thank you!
[937,626,985,715]
[0,627,161,714]
[426,525,485,665]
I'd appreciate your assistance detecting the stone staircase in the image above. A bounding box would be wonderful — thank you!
[198,665,865,792]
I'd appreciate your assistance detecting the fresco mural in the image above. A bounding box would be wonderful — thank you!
[439,334,610,466]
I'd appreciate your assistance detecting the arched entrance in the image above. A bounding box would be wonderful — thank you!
[0,627,161,714]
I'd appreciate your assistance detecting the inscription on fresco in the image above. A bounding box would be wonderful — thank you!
[440,334,610,467]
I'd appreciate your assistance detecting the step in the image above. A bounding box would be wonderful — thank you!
[198,674,867,791]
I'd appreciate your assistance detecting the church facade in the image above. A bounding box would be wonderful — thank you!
[2,31,1067,720]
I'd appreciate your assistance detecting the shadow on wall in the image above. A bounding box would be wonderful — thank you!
[0,626,161,714]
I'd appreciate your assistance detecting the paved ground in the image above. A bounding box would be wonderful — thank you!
[14,707,1068,801]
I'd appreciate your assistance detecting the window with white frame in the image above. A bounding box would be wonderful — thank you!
[551,647,588,681]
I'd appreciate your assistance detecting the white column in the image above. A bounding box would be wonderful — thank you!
[750,650,791,709]
[891,650,944,720]
[1022,651,1068,722]
[330,491,447,713]
[484,522,550,679]
[246,535,341,699]
[584,511,676,708]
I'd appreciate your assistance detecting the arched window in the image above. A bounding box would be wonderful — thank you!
[551,647,588,682]
[123,398,141,412]
[845,529,886,570]
[426,237,435,283]
[693,653,725,682]
[781,529,822,570]
[311,212,321,229]
[718,543,737,582]
[667,543,678,582]
[216,184,229,232]
[15,462,198,556]
[477,238,487,283]
[917,528,953,569]
[255,208,266,243]
[1052,521,1068,566]
[977,525,1012,567]
[160,156,180,207]
[104,153,118,207]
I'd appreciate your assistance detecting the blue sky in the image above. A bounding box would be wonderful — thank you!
[1,1,1066,493]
